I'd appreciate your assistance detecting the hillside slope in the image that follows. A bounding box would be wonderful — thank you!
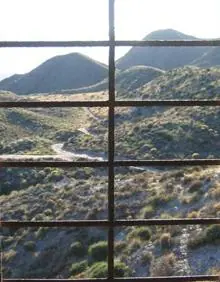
[1,66,220,279]
[64,67,220,160]
[116,29,217,70]
[0,53,108,95]
[192,47,220,68]
[52,65,164,95]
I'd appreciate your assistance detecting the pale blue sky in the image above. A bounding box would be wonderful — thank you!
[0,0,220,79]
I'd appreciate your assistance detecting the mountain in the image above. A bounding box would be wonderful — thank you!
[0,53,108,95]
[116,29,216,70]
[53,65,164,95]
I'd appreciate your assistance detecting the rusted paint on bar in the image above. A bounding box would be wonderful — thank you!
[1,100,220,108]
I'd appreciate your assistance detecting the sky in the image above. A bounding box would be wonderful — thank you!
[0,0,220,80]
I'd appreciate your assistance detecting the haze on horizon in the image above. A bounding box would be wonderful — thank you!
[0,0,220,80]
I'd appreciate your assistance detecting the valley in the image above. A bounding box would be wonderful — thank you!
[1,28,220,279]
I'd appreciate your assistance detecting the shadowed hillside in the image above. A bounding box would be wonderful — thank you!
[52,65,164,95]
[116,29,219,70]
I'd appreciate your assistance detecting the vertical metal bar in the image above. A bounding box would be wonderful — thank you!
[108,0,115,279]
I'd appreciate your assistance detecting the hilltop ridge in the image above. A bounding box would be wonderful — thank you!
[0,53,108,95]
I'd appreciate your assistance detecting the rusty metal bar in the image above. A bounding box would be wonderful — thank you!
[1,100,220,108]
[108,0,115,279]
[1,159,220,168]
[1,40,220,48]
[2,276,220,281]
[2,218,220,228]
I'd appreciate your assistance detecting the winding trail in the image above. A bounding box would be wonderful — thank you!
[0,143,152,172]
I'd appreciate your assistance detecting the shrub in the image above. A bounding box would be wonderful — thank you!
[141,251,153,265]
[127,227,151,241]
[160,233,171,250]
[70,241,86,257]
[128,239,141,254]
[69,260,87,276]
[88,241,108,263]
[87,261,131,278]
[135,227,151,241]
[192,153,200,159]
[23,241,36,252]
[188,225,220,249]
[87,261,107,278]
[142,205,155,218]
[149,194,172,208]
[205,225,220,242]
[188,209,201,218]
[115,241,127,253]
[188,180,202,193]
[150,253,176,276]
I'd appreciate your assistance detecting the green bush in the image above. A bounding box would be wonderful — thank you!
[141,252,153,265]
[87,262,107,278]
[135,227,151,241]
[205,225,220,242]
[88,241,108,263]
[70,241,86,257]
[87,261,131,278]
[188,225,220,249]
[141,205,155,218]
[127,227,151,241]
[160,233,172,250]
[69,260,87,276]
[23,241,36,252]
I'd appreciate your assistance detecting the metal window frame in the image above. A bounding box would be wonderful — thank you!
[1,0,220,281]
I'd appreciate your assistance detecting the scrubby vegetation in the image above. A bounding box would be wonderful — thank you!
[1,65,220,278]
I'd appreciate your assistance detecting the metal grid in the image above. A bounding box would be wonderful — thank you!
[1,0,220,281]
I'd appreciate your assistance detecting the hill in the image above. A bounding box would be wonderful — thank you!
[116,29,218,70]
[64,67,220,160]
[0,53,108,95]
[52,65,164,95]
[192,47,220,68]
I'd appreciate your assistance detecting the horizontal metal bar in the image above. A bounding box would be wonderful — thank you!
[116,218,220,226]
[1,40,220,48]
[1,100,220,108]
[0,101,109,108]
[2,218,220,228]
[116,278,220,282]
[114,159,220,167]
[0,41,110,48]
[0,161,109,168]
[116,100,220,107]
[2,276,220,282]
[1,159,220,168]
[0,220,109,228]
[116,40,220,47]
